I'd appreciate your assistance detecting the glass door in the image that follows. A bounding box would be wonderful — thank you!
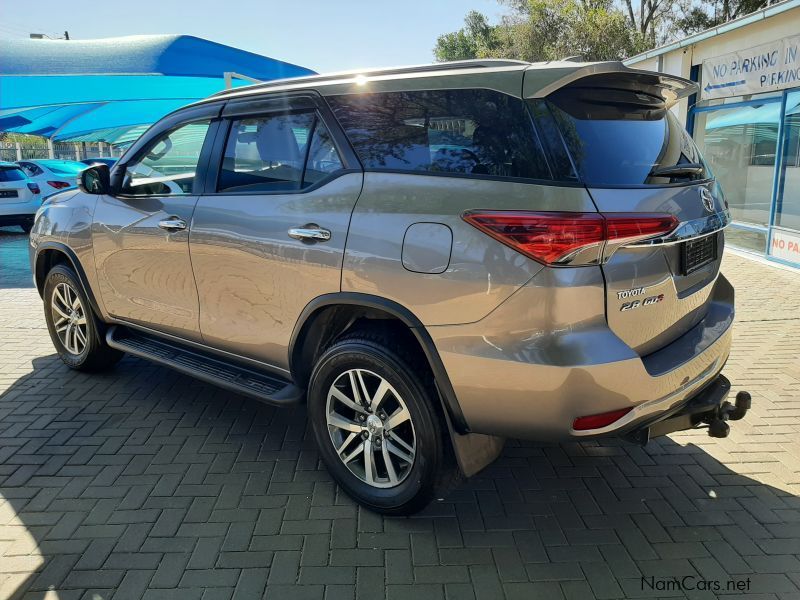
[770,90,800,265]
[693,98,782,253]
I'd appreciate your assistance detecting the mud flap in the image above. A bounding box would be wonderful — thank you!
[438,386,505,477]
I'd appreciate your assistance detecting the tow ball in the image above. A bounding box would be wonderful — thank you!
[705,391,751,438]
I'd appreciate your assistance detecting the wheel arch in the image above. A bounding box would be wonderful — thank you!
[34,243,103,317]
[289,293,469,434]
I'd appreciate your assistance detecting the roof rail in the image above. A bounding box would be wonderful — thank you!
[212,59,530,98]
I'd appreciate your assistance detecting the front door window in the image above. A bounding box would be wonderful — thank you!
[217,113,343,193]
[120,121,210,196]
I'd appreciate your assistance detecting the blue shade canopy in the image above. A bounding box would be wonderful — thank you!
[0,35,315,143]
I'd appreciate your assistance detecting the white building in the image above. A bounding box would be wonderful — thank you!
[626,0,800,267]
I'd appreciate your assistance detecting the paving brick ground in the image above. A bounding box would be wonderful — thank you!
[1,225,799,600]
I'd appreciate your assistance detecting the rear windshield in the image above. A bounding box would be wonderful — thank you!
[328,89,554,181]
[544,87,710,186]
[0,167,25,182]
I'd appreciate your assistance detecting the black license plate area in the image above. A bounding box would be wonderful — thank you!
[0,190,19,199]
[681,235,717,274]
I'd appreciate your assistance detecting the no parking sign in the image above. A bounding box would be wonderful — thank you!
[701,35,800,100]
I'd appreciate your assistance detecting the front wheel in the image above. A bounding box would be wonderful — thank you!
[308,331,458,515]
[43,264,123,371]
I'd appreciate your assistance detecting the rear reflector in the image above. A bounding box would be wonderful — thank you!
[462,211,678,266]
[27,182,40,194]
[573,407,632,431]
[47,180,71,190]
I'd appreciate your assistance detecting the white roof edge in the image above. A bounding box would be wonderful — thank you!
[211,59,531,100]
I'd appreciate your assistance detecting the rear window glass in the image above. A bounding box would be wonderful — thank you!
[327,89,553,181]
[0,167,25,182]
[545,88,710,186]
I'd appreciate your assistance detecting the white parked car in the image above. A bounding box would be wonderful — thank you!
[0,162,41,232]
[17,159,86,193]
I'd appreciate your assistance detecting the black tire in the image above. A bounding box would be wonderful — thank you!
[20,220,33,234]
[43,264,123,371]
[308,330,459,515]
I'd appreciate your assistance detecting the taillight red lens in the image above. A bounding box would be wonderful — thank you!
[573,407,632,431]
[462,211,678,266]
[47,180,71,189]
[605,213,678,242]
[462,211,605,265]
[27,182,40,194]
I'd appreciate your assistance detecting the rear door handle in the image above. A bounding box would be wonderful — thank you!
[288,225,331,242]
[158,217,187,232]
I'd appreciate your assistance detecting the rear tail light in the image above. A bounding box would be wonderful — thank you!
[47,180,71,190]
[604,214,679,242]
[573,407,632,431]
[463,211,604,265]
[462,211,678,266]
[27,182,40,194]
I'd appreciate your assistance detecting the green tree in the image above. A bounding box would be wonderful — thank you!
[434,10,497,60]
[435,0,647,63]
[435,0,772,63]
[620,0,671,46]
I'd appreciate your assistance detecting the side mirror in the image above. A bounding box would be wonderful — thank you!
[78,164,110,195]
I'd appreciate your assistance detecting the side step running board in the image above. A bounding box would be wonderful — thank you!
[106,325,303,406]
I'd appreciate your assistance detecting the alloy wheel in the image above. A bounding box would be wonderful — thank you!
[326,368,416,488]
[51,282,88,355]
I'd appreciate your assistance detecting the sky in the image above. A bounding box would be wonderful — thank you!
[0,0,506,73]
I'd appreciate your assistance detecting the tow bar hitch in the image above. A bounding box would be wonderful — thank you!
[625,377,751,445]
[705,391,751,438]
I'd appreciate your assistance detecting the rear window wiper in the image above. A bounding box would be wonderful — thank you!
[649,163,705,178]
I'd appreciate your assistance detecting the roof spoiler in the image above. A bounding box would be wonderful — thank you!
[523,61,697,108]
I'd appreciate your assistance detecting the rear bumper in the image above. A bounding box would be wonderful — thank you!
[568,352,727,438]
[0,213,36,224]
[428,269,735,441]
[0,197,40,218]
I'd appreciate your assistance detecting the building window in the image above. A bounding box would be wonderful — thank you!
[694,101,781,227]
[726,227,767,254]
[749,124,779,166]
[776,90,800,232]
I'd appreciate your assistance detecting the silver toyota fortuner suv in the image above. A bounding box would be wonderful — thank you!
[30,59,750,514]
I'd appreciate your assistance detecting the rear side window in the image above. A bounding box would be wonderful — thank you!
[327,89,552,181]
[0,167,26,182]
[544,87,710,186]
[218,112,343,193]
[19,163,43,177]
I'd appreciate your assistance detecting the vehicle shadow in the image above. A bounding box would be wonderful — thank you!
[0,227,34,290]
[1,354,798,599]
